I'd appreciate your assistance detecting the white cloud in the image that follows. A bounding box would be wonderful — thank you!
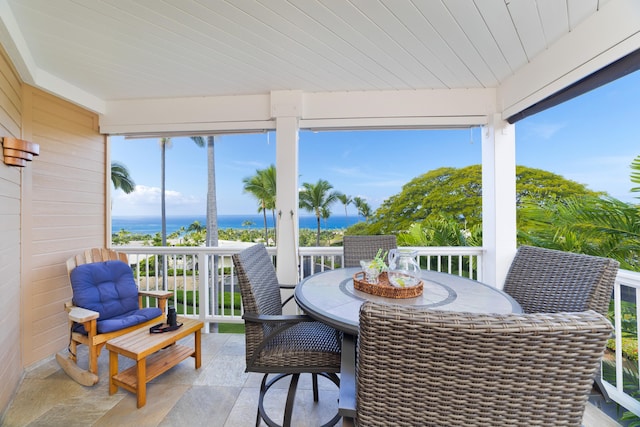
[113,185,204,216]
[232,160,268,169]
[119,185,160,203]
[525,122,566,140]
[331,167,402,186]
[332,166,363,177]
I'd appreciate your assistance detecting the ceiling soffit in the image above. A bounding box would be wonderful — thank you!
[2,0,638,134]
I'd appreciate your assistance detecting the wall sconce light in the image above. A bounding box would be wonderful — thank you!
[2,137,40,167]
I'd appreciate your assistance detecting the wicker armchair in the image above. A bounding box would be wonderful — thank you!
[343,235,397,268]
[503,245,619,316]
[503,245,619,401]
[356,302,612,427]
[232,244,342,427]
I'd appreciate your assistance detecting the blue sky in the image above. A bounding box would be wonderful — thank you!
[111,71,640,217]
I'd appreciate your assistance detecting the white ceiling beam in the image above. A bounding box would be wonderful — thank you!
[499,0,640,120]
[303,88,495,121]
[101,88,496,135]
[100,93,272,135]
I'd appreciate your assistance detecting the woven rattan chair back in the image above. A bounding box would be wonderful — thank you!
[233,244,283,364]
[503,245,619,316]
[232,244,342,427]
[343,235,397,268]
[356,302,612,427]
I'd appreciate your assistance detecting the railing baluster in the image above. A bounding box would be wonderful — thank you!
[121,245,487,318]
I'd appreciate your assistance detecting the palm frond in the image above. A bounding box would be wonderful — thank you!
[631,154,640,193]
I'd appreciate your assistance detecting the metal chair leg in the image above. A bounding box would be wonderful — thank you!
[283,373,300,427]
[257,372,341,427]
[312,373,319,402]
[257,374,268,427]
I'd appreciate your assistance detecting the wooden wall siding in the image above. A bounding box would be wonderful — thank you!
[0,46,23,416]
[0,49,21,138]
[0,170,22,417]
[22,86,106,367]
[0,43,105,417]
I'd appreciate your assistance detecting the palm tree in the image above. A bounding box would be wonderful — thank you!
[260,165,277,244]
[321,206,330,228]
[159,137,171,247]
[187,220,205,234]
[111,161,136,193]
[158,137,207,247]
[243,165,276,244]
[157,137,205,290]
[243,173,268,243]
[632,154,640,195]
[190,136,218,247]
[353,196,372,219]
[188,136,220,330]
[299,179,340,246]
[519,195,640,270]
[337,193,352,216]
[185,221,206,245]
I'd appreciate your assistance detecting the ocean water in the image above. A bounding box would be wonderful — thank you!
[112,214,363,235]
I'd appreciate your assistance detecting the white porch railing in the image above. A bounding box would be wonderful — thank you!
[115,244,639,417]
[601,268,640,417]
[296,246,484,281]
[117,245,484,329]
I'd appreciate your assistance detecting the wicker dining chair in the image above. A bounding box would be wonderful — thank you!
[342,235,397,268]
[356,302,612,427]
[503,245,619,316]
[232,244,342,427]
[503,245,619,401]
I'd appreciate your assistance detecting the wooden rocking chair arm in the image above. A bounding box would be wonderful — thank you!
[68,306,100,323]
[242,313,312,324]
[138,290,172,300]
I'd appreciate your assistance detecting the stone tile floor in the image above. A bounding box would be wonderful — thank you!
[1,333,622,426]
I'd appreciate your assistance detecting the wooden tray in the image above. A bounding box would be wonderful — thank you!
[353,271,423,299]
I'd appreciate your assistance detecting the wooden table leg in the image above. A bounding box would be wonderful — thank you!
[109,350,118,395]
[194,329,201,369]
[136,359,147,408]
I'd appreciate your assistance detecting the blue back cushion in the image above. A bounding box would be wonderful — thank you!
[71,260,141,321]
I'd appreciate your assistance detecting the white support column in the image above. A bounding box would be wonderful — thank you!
[482,113,517,288]
[272,91,302,293]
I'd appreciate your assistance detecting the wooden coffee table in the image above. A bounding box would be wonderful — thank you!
[107,317,204,408]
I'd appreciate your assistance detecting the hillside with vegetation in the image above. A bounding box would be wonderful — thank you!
[348,161,640,272]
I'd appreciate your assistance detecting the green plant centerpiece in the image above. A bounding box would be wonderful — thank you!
[359,249,389,284]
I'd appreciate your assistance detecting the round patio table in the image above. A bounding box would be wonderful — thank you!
[294,267,522,420]
[295,267,522,335]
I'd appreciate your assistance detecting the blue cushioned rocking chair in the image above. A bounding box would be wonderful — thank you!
[56,248,171,386]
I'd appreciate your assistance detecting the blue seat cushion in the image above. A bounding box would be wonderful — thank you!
[70,260,162,334]
[91,308,163,334]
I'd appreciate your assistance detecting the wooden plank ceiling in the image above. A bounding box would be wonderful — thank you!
[3,0,609,103]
